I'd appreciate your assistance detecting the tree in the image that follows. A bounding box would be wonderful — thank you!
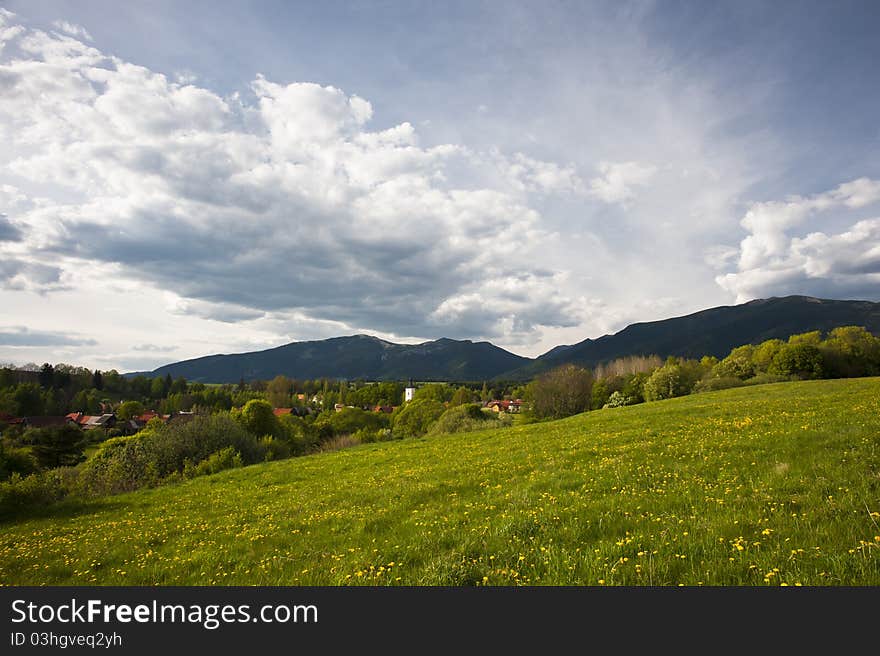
[769,344,824,379]
[752,339,785,373]
[150,376,168,399]
[29,425,87,469]
[38,363,55,388]
[233,399,279,438]
[449,386,475,407]
[643,363,688,401]
[528,364,593,420]
[92,369,104,390]
[266,375,293,408]
[116,400,146,421]
[713,345,756,380]
[13,383,44,416]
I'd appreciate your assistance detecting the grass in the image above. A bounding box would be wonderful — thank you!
[1,378,879,586]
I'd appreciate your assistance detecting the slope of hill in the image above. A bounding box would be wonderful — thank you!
[140,335,532,383]
[3,377,878,585]
[510,295,880,377]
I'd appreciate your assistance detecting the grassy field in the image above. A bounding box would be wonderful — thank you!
[2,378,879,586]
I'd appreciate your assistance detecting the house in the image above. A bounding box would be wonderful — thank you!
[372,405,395,414]
[65,412,93,427]
[485,399,524,414]
[296,393,306,401]
[273,408,293,417]
[82,414,116,430]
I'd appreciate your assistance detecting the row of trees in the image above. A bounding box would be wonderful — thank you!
[525,325,880,420]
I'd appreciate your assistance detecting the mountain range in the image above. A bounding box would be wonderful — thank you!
[131,296,880,383]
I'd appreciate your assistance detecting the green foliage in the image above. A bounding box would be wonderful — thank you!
[0,442,38,481]
[752,339,785,373]
[325,407,389,436]
[0,470,71,518]
[590,380,610,410]
[392,398,445,438]
[713,345,756,380]
[183,447,243,478]
[13,383,44,416]
[428,403,507,436]
[788,331,822,346]
[116,400,145,421]
[233,399,280,438]
[769,343,824,379]
[260,436,292,461]
[528,364,593,420]
[602,390,634,408]
[27,425,87,469]
[692,376,745,394]
[414,384,453,403]
[449,386,476,407]
[78,415,262,496]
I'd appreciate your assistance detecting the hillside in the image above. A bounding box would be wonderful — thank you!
[3,377,879,585]
[138,335,532,383]
[511,295,880,377]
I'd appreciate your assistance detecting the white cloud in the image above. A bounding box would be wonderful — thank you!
[717,178,880,302]
[0,19,582,348]
[51,20,93,42]
[588,161,657,204]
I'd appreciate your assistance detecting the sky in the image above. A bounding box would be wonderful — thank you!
[1,0,879,372]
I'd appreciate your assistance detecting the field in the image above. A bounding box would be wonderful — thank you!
[2,378,879,586]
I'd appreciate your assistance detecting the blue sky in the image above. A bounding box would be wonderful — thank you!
[1,1,879,371]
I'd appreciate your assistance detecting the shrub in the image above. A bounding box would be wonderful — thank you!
[392,399,445,438]
[319,434,361,453]
[77,415,263,497]
[326,407,389,436]
[428,404,508,436]
[602,391,633,408]
[744,373,789,386]
[693,376,745,394]
[0,443,38,481]
[183,447,243,478]
[0,470,70,518]
[260,436,292,461]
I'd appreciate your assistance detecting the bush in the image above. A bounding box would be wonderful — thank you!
[693,376,745,394]
[428,404,508,436]
[0,443,38,481]
[326,407,389,436]
[260,436,292,461]
[392,399,445,438]
[77,415,263,497]
[183,447,243,478]
[602,391,635,408]
[352,427,395,443]
[744,373,789,386]
[0,470,70,518]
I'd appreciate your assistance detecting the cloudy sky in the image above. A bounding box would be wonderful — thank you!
[1,1,879,371]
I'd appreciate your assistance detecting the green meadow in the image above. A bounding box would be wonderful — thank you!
[2,378,879,586]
